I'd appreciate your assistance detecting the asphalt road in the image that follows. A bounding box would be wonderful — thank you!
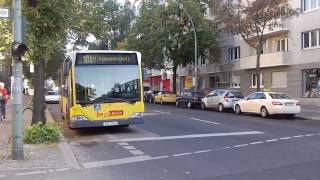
[9,103,320,179]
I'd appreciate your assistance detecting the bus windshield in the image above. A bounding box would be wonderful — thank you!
[75,65,141,104]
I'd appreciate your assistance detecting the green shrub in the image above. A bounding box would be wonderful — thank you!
[24,122,61,144]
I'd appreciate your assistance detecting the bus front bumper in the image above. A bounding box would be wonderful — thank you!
[69,117,144,129]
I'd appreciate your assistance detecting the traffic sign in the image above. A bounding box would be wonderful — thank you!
[0,8,9,18]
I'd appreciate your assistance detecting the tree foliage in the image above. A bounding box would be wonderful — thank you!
[127,0,217,92]
[209,0,299,91]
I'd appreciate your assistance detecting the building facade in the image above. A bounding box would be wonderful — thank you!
[177,0,320,105]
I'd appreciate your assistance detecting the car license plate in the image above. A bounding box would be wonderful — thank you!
[103,121,118,126]
[285,102,294,106]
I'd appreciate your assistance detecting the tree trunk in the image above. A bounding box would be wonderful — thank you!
[32,59,46,125]
[172,66,177,94]
[256,45,262,92]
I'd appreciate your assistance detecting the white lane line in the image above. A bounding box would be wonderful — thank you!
[189,118,220,125]
[293,135,304,138]
[153,110,171,115]
[118,142,129,146]
[122,146,136,150]
[265,139,278,142]
[194,150,212,154]
[152,156,169,160]
[221,147,231,150]
[118,131,264,142]
[129,150,145,155]
[279,137,292,140]
[233,144,248,148]
[82,155,152,168]
[0,175,5,178]
[305,134,315,137]
[172,153,192,157]
[16,171,47,176]
[317,133,320,135]
[48,170,55,172]
[249,141,263,145]
[56,168,69,171]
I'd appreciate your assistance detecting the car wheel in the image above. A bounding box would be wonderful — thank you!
[187,102,192,109]
[235,105,241,114]
[260,107,269,118]
[201,102,206,110]
[286,114,295,119]
[218,104,224,112]
[176,101,180,107]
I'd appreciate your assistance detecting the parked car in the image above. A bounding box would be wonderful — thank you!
[176,90,204,109]
[145,90,161,103]
[154,92,176,104]
[201,89,244,112]
[45,90,60,103]
[234,92,301,118]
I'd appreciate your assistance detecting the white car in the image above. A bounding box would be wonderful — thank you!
[45,91,60,103]
[234,92,301,118]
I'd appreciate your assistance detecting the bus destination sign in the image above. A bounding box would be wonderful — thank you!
[76,53,138,65]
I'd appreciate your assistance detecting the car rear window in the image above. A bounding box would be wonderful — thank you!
[47,91,59,95]
[269,93,290,99]
[228,91,243,98]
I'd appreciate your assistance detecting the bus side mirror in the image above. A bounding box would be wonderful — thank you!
[142,68,148,81]
[63,61,70,76]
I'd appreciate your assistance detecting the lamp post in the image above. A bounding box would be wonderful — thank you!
[163,0,198,90]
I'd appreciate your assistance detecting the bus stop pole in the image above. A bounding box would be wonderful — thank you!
[11,0,24,160]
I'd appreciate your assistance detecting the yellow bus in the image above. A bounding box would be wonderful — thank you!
[59,50,144,128]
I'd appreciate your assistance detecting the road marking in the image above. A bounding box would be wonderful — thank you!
[117,131,264,142]
[189,118,220,125]
[56,168,69,171]
[318,133,320,135]
[153,110,171,115]
[279,137,291,140]
[82,155,152,168]
[293,135,304,138]
[152,156,169,159]
[16,171,47,176]
[0,175,5,178]
[123,146,136,150]
[172,153,192,157]
[221,147,231,150]
[129,150,145,155]
[118,142,129,146]
[194,150,212,154]
[249,141,263,145]
[305,134,315,137]
[233,144,248,148]
[265,139,278,142]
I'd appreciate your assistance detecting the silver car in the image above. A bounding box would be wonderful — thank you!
[201,89,244,112]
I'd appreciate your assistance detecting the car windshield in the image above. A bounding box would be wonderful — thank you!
[269,93,291,99]
[75,65,141,104]
[228,91,243,98]
[191,92,204,97]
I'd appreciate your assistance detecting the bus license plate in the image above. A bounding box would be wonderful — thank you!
[103,121,118,126]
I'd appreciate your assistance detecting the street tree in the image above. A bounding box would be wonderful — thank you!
[127,0,217,93]
[209,0,299,91]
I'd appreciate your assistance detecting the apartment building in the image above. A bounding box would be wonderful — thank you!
[177,0,320,105]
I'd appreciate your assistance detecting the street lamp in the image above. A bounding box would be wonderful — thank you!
[162,0,198,90]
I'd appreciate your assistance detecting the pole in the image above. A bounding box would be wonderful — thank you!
[168,0,198,90]
[12,0,24,160]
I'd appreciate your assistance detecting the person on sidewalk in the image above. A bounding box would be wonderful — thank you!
[0,82,9,120]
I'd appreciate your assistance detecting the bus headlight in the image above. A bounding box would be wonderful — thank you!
[71,116,88,121]
[131,113,143,118]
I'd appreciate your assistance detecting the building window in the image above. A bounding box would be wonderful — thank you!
[303,68,320,98]
[272,72,287,88]
[302,30,320,49]
[231,76,240,88]
[303,0,320,11]
[228,46,240,61]
[277,38,288,51]
[210,76,220,88]
[251,73,264,88]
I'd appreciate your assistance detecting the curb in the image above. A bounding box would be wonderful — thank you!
[45,108,82,169]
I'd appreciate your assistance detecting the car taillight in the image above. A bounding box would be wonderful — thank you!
[296,102,301,106]
[193,97,197,100]
[272,101,283,105]
[224,96,229,102]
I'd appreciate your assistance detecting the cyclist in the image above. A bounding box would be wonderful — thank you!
[0,82,9,120]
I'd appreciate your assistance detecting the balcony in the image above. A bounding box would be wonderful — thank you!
[240,51,290,70]
[199,64,222,74]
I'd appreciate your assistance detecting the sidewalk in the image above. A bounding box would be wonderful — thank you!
[0,96,70,171]
[297,105,320,121]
